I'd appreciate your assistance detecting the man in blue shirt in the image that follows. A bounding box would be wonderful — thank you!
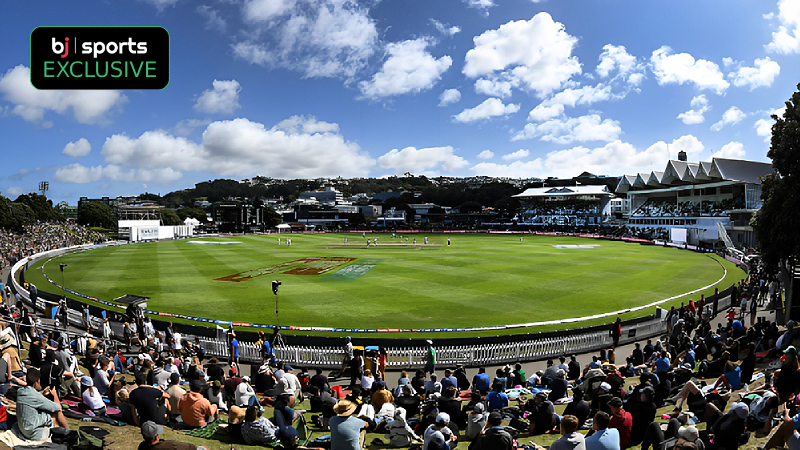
[440,369,458,391]
[654,352,670,375]
[585,411,620,450]
[485,382,509,412]
[472,367,490,395]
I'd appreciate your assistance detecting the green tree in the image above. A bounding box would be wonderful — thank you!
[459,201,482,213]
[78,201,116,228]
[13,193,64,222]
[264,207,282,228]
[6,203,35,231]
[160,208,182,226]
[752,83,800,271]
[176,207,207,221]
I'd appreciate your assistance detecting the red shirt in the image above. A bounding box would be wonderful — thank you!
[609,409,632,449]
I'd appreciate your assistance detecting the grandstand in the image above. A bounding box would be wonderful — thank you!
[512,185,612,227]
[616,157,772,248]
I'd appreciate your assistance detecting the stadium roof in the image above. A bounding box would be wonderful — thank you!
[616,157,773,193]
[513,185,611,198]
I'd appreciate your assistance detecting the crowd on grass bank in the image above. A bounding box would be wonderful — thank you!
[0,223,795,449]
[0,221,107,269]
[0,267,788,450]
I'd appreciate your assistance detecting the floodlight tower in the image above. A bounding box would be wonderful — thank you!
[38,181,49,197]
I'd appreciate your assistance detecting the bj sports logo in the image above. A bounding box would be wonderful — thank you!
[30,26,169,90]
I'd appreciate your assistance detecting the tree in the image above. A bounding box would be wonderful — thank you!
[160,208,182,226]
[752,83,800,271]
[176,207,207,221]
[7,203,35,231]
[77,201,116,228]
[459,201,482,213]
[263,207,282,228]
[13,193,64,222]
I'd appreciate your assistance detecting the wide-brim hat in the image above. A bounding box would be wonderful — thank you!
[334,399,358,416]
[229,405,246,424]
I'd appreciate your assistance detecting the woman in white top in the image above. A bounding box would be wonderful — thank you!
[361,369,375,390]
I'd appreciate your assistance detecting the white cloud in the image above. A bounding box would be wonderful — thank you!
[677,95,710,125]
[5,187,23,197]
[0,65,127,125]
[54,164,183,184]
[235,0,379,80]
[377,146,468,175]
[766,0,800,53]
[727,57,781,90]
[712,141,746,159]
[462,0,494,11]
[359,38,452,99]
[97,116,374,179]
[452,98,520,123]
[175,119,212,136]
[528,104,565,122]
[650,46,729,94]
[197,5,227,32]
[438,89,461,106]
[471,140,671,179]
[502,149,529,161]
[430,19,460,36]
[754,107,784,141]
[62,138,91,158]
[596,44,638,81]
[142,0,178,11]
[476,135,704,179]
[754,118,773,140]
[513,114,622,144]
[710,106,746,131]
[473,76,516,98]
[194,80,242,114]
[477,149,494,159]
[471,160,544,178]
[463,13,581,98]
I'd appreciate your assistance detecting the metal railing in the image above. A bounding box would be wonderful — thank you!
[233,316,670,369]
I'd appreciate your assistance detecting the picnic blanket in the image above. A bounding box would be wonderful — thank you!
[0,426,56,449]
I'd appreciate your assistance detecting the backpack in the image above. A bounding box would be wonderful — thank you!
[50,428,104,450]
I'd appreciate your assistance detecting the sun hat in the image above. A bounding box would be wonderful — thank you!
[228,405,246,424]
[334,399,358,416]
[80,376,93,387]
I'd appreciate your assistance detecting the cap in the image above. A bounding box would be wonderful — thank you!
[285,365,293,371]
[435,412,450,424]
[600,382,611,391]
[785,346,797,357]
[213,380,222,387]
[80,376,93,387]
[488,411,503,421]
[242,375,251,382]
[473,403,485,413]
[730,402,749,419]
[678,426,699,441]
[141,421,163,440]
[426,339,433,345]
[608,396,623,408]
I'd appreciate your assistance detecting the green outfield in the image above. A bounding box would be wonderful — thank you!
[24,233,742,336]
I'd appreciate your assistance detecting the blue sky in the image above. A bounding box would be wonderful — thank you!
[1,0,798,204]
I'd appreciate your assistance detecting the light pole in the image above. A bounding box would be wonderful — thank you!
[271,280,285,349]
